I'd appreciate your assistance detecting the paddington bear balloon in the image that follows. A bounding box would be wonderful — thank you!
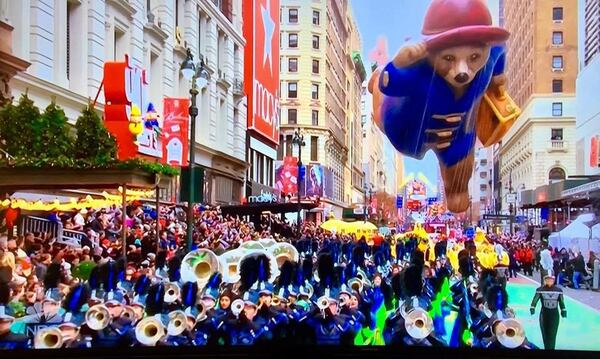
[369,0,521,213]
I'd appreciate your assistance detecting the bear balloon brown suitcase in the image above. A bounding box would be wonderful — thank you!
[476,85,521,147]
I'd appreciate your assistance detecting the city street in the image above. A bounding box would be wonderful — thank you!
[505,275,600,351]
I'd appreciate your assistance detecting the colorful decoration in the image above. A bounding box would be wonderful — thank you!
[368,0,520,213]
[128,104,144,138]
[144,102,162,136]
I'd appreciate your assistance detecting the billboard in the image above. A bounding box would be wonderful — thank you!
[275,156,299,196]
[305,165,324,198]
[243,0,280,146]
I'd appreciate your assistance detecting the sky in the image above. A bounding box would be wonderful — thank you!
[352,0,500,194]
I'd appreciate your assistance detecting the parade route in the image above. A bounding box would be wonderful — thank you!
[505,275,600,351]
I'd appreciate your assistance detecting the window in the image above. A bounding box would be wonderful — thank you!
[312,59,319,74]
[285,135,293,157]
[312,110,319,126]
[312,10,320,25]
[552,56,563,69]
[114,28,126,61]
[288,8,298,23]
[552,102,563,116]
[552,31,563,45]
[288,58,298,72]
[312,35,320,49]
[289,33,298,48]
[287,109,297,124]
[551,128,564,140]
[311,136,319,162]
[553,7,563,21]
[288,82,298,98]
[549,167,566,183]
[552,79,563,93]
[311,84,319,100]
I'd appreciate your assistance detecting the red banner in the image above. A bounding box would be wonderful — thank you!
[275,156,299,196]
[591,135,599,168]
[162,98,190,167]
[243,0,280,145]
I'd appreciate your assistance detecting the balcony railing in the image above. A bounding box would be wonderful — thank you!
[548,139,568,152]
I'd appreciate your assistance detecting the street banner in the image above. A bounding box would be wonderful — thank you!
[162,98,190,167]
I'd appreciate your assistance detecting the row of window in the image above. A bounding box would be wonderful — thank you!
[285,82,319,100]
[283,8,321,26]
[285,33,320,49]
[287,109,319,126]
[277,134,319,162]
[287,58,320,74]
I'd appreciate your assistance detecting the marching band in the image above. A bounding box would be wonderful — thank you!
[0,229,536,349]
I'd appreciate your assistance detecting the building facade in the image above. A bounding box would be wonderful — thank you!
[500,0,578,213]
[468,144,493,225]
[4,0,248,205]
[576,0,600,177]
[278,0,363,218]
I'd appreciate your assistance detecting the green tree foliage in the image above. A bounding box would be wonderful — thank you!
[0,93,41,158]
[35,100,76,166]
[74,104,117,165]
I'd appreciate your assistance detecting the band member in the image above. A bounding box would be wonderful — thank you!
[0,282,28,349]
[530,270,566,350]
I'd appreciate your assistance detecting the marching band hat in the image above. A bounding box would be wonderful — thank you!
[104,290,125,305]
[544,269,556,280]
[0,305,14,322]
[43,288,62,303]
[243,291,258,308]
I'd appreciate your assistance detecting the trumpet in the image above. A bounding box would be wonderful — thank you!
[167,310,187,336]
[316,296,330,311]
[231,299,245,317]
[34,326,63,349]
[404,307,433,340]
[271,296,282,307]
[85,304,111,331]
[164,282,181,303]
[122,305,137,323]
[339,296,349,307]
[196,303,208,322]
[494,318,525,349]
[348,277,363,293]
[135,315,166,346]
[356,268,372,288]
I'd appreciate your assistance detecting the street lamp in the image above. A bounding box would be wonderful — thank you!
[181,48,210,251]
[292,131,305,237]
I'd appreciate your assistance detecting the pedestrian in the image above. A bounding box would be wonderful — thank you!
[540,245,554,284]
[570,250,587,289]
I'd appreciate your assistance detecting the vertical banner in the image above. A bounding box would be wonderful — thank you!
[162,98,190,167]
[591,135,599,168]
[306,165,324,197]
[275,156,299,196]
[243,0,280,145]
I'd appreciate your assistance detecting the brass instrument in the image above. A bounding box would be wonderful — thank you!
[164,282,181,303]
[495,318,525,349]
[135,315,166,346]
[404,308,434,340]
[399,301,411,319]
[258,237,278,249]
[231,299,245,317]
[300,282,314,299]
[181,249,222,287]
[339,296,349,307]
[316,296,330,311]
[239,241,265,251]
[85,304,111,331]
[269,242,299,268]
[356,268,372,288]
[348,277,363,293]
[167,310,187,336]
[218,248,246,284]
[34,326,63,349]
[122,305,137,323]
[196,303,208,322]
[271,296,281,307]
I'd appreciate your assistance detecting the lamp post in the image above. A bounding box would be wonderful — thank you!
[507,169,515,235]
[180,48,210,252]
[292,131,305,237]
[363,184,372,222]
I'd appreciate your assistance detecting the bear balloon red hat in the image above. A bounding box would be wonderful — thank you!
[422,0,510,51]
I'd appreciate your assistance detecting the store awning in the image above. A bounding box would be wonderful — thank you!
[522,179,591,209]
[220,201,318,216]
[562,179,600,198]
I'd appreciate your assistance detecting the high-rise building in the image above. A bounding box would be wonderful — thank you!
[4,0,248,205]
[500,0,578,213]
[468,143,493,225]
[575,0,600,177]
[278,0,364,217]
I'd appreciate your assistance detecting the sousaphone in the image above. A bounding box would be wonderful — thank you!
[258,237,278,249]
[135,315,166,346]
[181,249,222,287]
[239,241,265,251]
[34,326,64,349]
[404,307,433,340]
[218,248,246,284]
[494,318,525,349]
[237,248,280,283]
[269,242,299,268]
